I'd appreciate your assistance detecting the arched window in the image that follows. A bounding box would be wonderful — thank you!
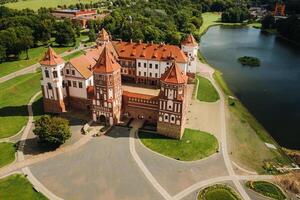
[45,70,49,78]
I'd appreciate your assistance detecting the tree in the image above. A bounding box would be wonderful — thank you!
[33,115,71,147]
[88,28,96,42]
[15,26,33,59]
[0,45,6,63]
[261,14,275,29]
[54,20,76,46]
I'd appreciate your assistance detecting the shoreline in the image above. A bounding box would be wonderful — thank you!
[197,25,295,166]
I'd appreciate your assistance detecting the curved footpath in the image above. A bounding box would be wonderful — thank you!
[0,59,275,200]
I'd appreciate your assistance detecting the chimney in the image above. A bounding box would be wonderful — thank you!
[130,39,133,43]
[139,40,142,44]
[151,41,154,45]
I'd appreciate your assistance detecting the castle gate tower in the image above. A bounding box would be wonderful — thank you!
[92,45,122,125]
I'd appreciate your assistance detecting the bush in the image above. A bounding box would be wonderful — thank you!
[238,56,261,67]
[33,115,71,147]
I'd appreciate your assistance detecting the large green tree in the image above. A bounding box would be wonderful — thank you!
[33,115,71,147]
[54,20,76,46]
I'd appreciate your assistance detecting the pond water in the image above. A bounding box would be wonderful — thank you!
[200,25,300,150]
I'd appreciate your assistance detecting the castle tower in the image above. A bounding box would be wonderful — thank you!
[92,45,122,125]
[157,62,188,139]
[274,2,285,16]
[181,34,198,73]
[96,28,110,46]
[40,47,67,113]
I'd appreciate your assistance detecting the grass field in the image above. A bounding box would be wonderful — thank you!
[197,12,261,36]
[0,72,41,139]
[5,0,93,10]
[63,50,85,61]
[0,34,88,78]
[0,174,47,200]
[198,184,241,200]
[246,181,286,200]
[0,142,16,168]
[139,129,218,161]
[196,75,219,102]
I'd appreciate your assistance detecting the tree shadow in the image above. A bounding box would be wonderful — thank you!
[18,137,58,156]
[0,105,28,117]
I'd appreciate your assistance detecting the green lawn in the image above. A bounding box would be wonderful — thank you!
[0,142,16,168]
[196,75,219,102]
[32,93,44,121]
[198,184,241,200]
[0,45,71,78]
[197,12,261,36]
[246,181,286,200]
[63,50,85,61]
[0,72,41,138]
[0,174,47,200]
[139,129,218,161]
[5,0,93,10]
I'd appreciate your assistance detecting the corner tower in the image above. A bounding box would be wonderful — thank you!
[40,47,67,113]
[181,34,198,74]
[96,28,110,45]
[157,62,188,139]
[92,45,122,125]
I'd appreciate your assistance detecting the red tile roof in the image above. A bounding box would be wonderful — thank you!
[93,45,121,73]
[40,47,64,66]
[113,41,188,63]
[123,91,158,101]
[181,34,198,47]
[161,62,188,84]
[69,55,94,79]
[97,28,110,41]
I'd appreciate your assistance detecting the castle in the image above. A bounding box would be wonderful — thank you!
[40,29,198,139]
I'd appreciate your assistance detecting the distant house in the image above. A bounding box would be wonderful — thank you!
[51,9,109,28]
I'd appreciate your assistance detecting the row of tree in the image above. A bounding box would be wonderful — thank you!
[0,6,79,62]
[221,7,250,23]
[261,14,300,43]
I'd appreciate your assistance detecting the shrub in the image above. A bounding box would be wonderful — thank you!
[33,115,71,147]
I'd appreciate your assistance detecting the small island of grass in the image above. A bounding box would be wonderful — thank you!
[139,129,218,161]
[198,184,242,200]
[238,56,261,67]
[246,181,286,200]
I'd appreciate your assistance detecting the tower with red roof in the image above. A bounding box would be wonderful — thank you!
[91,45,122,125]
[181,34,199,74]
[157,62,188,139]
[40,47,67,113]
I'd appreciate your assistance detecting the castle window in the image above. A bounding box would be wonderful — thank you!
[68,80,71,87]
[138,62,141,67]
[155,73,158,78]
[72,70,75,75]
[144,72,146,77]
[149,72,152,77]
[47,82,52,89]
[149,63,152,68]
[73,81,77,88]
[155,64,158,69]
[164,114,169,122]
[66,69,70,74]
[45,70,49,78]
[53,71,58,78]
[79,82,83,88]
[171,116,175,123]
[144,63,146,68]
[138,71,141,76]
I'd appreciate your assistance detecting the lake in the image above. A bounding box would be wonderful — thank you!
[200,25,300,150]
